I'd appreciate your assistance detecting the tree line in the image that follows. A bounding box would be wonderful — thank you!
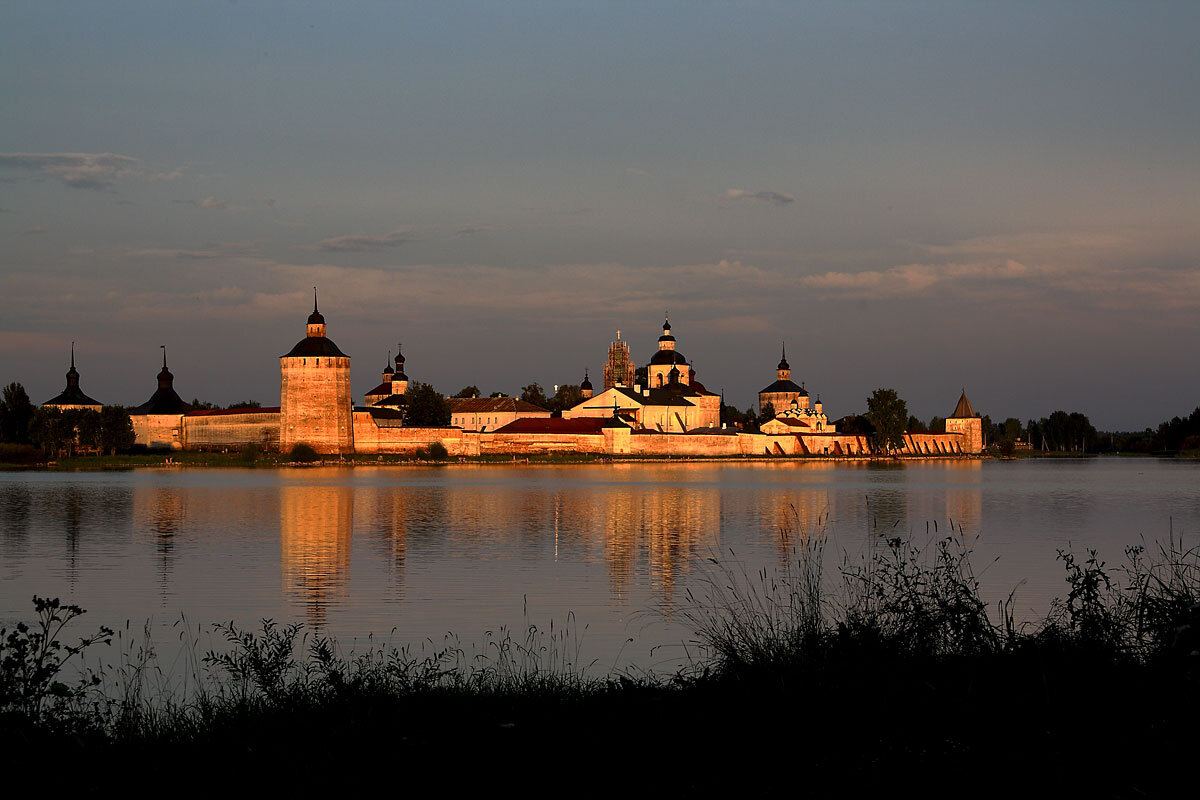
[0,383,135,458]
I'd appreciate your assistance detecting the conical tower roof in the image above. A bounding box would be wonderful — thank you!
[949,389,977,419]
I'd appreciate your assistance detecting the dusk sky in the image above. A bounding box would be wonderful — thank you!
[3,1,1198,430]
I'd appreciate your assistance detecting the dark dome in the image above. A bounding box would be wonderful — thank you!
[308,309,326,325]
[649,349,687,366]
[282,337,348,358]
[580,373,593,390]
[777,356,790,370]
[759,379,807,396]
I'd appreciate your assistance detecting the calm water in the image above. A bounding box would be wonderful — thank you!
[2,459,1198,673]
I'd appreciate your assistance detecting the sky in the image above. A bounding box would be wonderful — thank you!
[2,1,1198,430]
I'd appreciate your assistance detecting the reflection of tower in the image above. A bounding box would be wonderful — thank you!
[132,486,186,603]
[357,488,409,595]
[280,485,353,628]
[943,460,983,538]
[603,332,635,390]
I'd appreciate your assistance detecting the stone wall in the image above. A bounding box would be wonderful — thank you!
[897,432,968,455]
[131,414,184,450]
[183,410,281,450]
[351,412,474,455]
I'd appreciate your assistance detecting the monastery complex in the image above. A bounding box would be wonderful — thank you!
[48,297,983,458]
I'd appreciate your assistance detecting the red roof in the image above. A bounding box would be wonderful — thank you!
[493,417,617,434]
[186,406,280,417]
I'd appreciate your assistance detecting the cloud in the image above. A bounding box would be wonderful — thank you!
[724,188,795,206]
[0,152,138,190]
[454,224,501,236]
[200,196,228,210]
[128,242,263,262]
[150,168,185,181]
[23,226,46,235]
[302,228,413,252]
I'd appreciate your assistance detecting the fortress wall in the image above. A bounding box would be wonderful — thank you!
[898,432,967,455]
[795,434,873,456]
[945,418,984,453]
[351,414,474,455]
[183,412,281,450]
[629,432,746,457]
[131,414,184,450]
[479,433,607,455]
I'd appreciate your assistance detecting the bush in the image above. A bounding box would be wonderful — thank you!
[427,442,448,460]
[0,443,40,464]
[288,443,320,463]
[238,442,263,463]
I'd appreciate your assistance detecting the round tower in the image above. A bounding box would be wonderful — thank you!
[279,291,353,454]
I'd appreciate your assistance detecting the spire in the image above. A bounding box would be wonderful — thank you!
[307,288,326,327]
[777,341,790,372]
[950,389,976,419]
[70,341,75,370]
[161,344,167,370]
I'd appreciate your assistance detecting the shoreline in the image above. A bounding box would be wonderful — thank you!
[2,452,999,470]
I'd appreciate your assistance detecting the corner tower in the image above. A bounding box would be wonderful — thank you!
[280,291,353,454]
[945,389,983,454]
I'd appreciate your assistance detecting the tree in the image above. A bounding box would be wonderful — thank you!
[453,386,481,399]
[758,402,777,427]
[29,407,73,456]
[928,416,945,433]
[189,398,217,410]
[866,388,908,453]
[0,383,35,443]
[1003,418,1023,442]
[548,384,582,414]
[226,400,262,409]
[520,383,549,409]
[906,415,925,432]
[404,382,451,427]
[98,406,135,454]
[634,366,648,388]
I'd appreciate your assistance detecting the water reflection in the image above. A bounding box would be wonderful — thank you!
[281,485,353,628]
[8,458,1190,671]
[134,486,185,603]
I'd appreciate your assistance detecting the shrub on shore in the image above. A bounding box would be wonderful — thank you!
[287,443,320,463]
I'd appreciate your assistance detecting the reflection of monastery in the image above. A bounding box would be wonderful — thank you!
[125,297,982,457]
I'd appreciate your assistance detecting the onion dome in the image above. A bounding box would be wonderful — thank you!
[658,313,675,343]
[580,369,593,391]
[393,343,408,380]
[778,343,790,371]
[668,365,681,383]
[383,351,395,376]
[307,287,325,325]
[43,342,102,407]
[132,346,190,415]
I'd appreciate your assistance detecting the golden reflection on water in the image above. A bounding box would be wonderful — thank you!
[115,461,987,628]
[281,485,353,628]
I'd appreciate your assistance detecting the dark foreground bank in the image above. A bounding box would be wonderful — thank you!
[3,537,1198,795]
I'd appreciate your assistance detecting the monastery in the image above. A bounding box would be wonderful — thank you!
[122,296,983,458]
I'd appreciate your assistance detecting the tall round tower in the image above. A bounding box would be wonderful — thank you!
[280,291,353,454]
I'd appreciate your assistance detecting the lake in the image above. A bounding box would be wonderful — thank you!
[2,458,1198,673]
